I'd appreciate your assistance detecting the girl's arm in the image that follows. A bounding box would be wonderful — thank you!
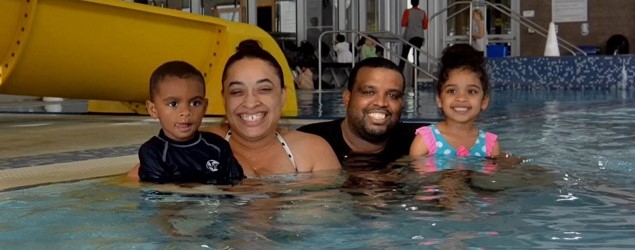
[490,141,501,156]
[409,134,430,159]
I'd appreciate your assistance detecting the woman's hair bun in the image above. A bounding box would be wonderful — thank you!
[236,39,263,53]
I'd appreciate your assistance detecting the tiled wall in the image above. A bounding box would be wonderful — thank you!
[487,55,634,90]
[520,0,635,56]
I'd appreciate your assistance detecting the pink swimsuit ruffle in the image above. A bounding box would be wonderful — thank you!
[415,126,437,155]
[485,132,497,157]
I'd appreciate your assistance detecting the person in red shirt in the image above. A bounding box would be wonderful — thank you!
[399,0,429,71]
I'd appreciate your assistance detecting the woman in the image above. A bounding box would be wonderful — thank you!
[202,39,341,177]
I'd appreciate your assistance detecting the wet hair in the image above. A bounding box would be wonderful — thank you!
[436,44,489,96]
[347,57,405,92]
[222,39,285,91]
[411,0,419,7]
[149,61,205,100]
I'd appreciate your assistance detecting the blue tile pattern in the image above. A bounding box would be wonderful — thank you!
[488,55,634,90]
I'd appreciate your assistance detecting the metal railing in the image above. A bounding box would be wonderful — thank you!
[317,30,438,95]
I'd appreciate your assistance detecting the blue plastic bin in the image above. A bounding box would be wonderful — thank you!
[486,45,507,58]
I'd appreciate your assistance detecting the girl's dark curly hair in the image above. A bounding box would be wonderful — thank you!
[436,44,489,96]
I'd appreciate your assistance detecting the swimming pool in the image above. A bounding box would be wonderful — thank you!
[1,89,635,249]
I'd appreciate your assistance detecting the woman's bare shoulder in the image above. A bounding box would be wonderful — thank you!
[283,130,340,171]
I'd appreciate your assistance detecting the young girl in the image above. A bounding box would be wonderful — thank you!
[410,44,500,159]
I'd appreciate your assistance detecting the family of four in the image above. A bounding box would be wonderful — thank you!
[128,39,500,185]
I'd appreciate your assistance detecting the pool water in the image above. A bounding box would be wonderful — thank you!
[2,89,635,249]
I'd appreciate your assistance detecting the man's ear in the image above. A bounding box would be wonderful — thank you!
[146,100,159,118]
[343,89,351,107]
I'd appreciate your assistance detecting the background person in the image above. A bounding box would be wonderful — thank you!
[398,0,428,71]
[333,34,353,63]
[471,9,488,53]
[359,36,379,60]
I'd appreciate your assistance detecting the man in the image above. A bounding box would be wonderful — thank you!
[298,57,427,165]
[398,0,428,71]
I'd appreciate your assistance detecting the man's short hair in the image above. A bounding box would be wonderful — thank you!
[411,0,419,7]
[149,61,205,100]
[346,57,405,92]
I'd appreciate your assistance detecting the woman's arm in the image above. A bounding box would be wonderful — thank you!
[309,136,341,172]
[289,131,341,172]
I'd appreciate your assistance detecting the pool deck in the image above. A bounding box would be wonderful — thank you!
[0,111,156,191]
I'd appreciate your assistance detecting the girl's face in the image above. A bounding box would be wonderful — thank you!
[222,58,286,140]
[365,39,374,46]
[436,68,489,124]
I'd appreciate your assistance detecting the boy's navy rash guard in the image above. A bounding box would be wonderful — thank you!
[138,130,245,184]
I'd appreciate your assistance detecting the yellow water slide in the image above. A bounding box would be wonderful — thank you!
[0,0,297,116]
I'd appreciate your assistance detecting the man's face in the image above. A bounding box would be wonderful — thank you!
[343,67,404,143]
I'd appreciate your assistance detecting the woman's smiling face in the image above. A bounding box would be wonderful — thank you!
[222,58,286,140]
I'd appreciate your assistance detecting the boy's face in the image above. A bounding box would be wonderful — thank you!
[146,76,208,141]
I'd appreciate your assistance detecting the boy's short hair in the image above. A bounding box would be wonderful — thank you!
[149,61,205,100]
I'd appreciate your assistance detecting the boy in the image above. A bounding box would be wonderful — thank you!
[138,61,245,184]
